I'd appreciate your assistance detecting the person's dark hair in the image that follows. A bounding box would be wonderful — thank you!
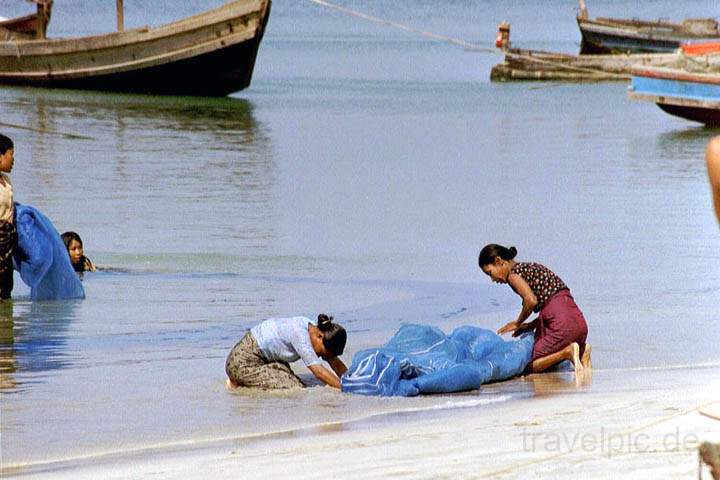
[317,314,346,357]
[61,231,83,250]
[0,134,13,156]
[478,244,518,267]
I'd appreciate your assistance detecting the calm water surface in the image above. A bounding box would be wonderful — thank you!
[1,0,719,467]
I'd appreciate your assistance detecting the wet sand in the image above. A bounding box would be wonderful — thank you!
[6,365,718,479]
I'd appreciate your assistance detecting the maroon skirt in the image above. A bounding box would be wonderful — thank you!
[531,289,588,361]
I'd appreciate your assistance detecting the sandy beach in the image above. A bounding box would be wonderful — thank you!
[2,1,720,478]
[6,365,718,479]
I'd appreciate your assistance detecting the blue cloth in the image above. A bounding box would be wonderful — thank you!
[13,203,85,300]
[341,324,534,396]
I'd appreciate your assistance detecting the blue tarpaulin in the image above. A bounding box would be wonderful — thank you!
[341,324,534,396]
[13,203,85,300]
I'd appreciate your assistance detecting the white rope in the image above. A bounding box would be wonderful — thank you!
[306,0,627,80]
[307,0,492,52]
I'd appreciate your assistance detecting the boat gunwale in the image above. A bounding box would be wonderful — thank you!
[0,26,259,80]
[577,16,720,36]
[629,91,720,109]
[632,66,720,86]
[578,19,720,43]
[0,12,39,29]
[506,47,678,62]
[0,0,267,56]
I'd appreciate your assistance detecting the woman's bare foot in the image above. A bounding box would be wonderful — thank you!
[581,344,592,370]
[226,378,239,390]
[568,342,583,377]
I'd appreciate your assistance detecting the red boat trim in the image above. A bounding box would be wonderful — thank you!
[681,42,720,56]
[632,68,720,86]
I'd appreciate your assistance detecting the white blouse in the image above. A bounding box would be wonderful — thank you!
[0,174,13,224]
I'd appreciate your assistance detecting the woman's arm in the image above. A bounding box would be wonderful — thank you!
[327,356,348,377]
[497,273,538,335]
[707,137,720,224]
[308,364,341,389]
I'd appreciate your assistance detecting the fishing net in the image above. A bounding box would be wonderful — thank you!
[13,203,85,300]
[341,324,533,396]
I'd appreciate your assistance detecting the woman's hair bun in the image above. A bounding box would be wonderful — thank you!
[508,246,518,258]
[317,314,334,328]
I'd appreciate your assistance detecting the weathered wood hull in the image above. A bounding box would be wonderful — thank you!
[578,17,720,54]
[490,48,679,82]
[629,66,720,125]
[0,13,42,40]
[0,0,270,96]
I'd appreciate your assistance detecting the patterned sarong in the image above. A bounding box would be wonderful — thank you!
[0,221,15,264]
[225,331,304,389]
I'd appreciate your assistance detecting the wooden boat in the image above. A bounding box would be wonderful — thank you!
[0,0,271,96]
[0,1,52,41]
[628,44,720,125]
[577,0,720,54]
[491,47,679,82]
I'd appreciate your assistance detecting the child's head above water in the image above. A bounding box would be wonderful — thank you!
[0,134,14,174]
[479,243,518,285]
[61,231,85,266]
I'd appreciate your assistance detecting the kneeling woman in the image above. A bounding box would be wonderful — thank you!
[479,244,591,375]
[226,314,348,390]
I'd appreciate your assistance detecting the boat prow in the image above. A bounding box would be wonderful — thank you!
[0,0,271,96]
[576,0,720,54]
[629,45,720,125]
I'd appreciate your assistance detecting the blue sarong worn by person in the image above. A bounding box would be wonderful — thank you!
[0,135,16,300]
[225,314,348,390]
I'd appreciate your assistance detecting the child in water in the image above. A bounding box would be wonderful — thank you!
[61,231,96,273]
[226,314,348,390]
[479,244,591,376]
[0,135,15,299]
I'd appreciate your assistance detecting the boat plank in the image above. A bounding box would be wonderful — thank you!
[0,0,271,96]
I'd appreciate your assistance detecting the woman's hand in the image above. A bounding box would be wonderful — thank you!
[512,322,533,337]
[308,364,341,389]
[497,321,519,335]
[326,356,348,377]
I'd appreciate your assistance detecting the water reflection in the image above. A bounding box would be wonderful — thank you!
[0,301,80,393]
[626,127,718,184]
[3,89,269,149]
[656,127,720,162]
[0,88,280,257]
[529,370,592,397]
[0,303,15,390]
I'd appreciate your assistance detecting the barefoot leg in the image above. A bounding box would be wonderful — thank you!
[226,377,239,390]
[531,342,584,377]
[570,342,583,377]
[581,344,592,370]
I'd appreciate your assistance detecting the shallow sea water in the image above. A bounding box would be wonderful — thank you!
[1,0,719,467]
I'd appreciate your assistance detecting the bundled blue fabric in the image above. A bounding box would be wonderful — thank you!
[341,324,534,396]
[13,203,85,300]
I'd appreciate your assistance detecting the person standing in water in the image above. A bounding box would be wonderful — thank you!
[478,244,591,376]
[226,314,348,390]
[0,135,16,300]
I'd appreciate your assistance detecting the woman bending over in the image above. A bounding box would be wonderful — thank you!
[226,314,347,390]
[479,244,591,376]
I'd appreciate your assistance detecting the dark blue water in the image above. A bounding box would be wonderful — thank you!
[0,0,719,467]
